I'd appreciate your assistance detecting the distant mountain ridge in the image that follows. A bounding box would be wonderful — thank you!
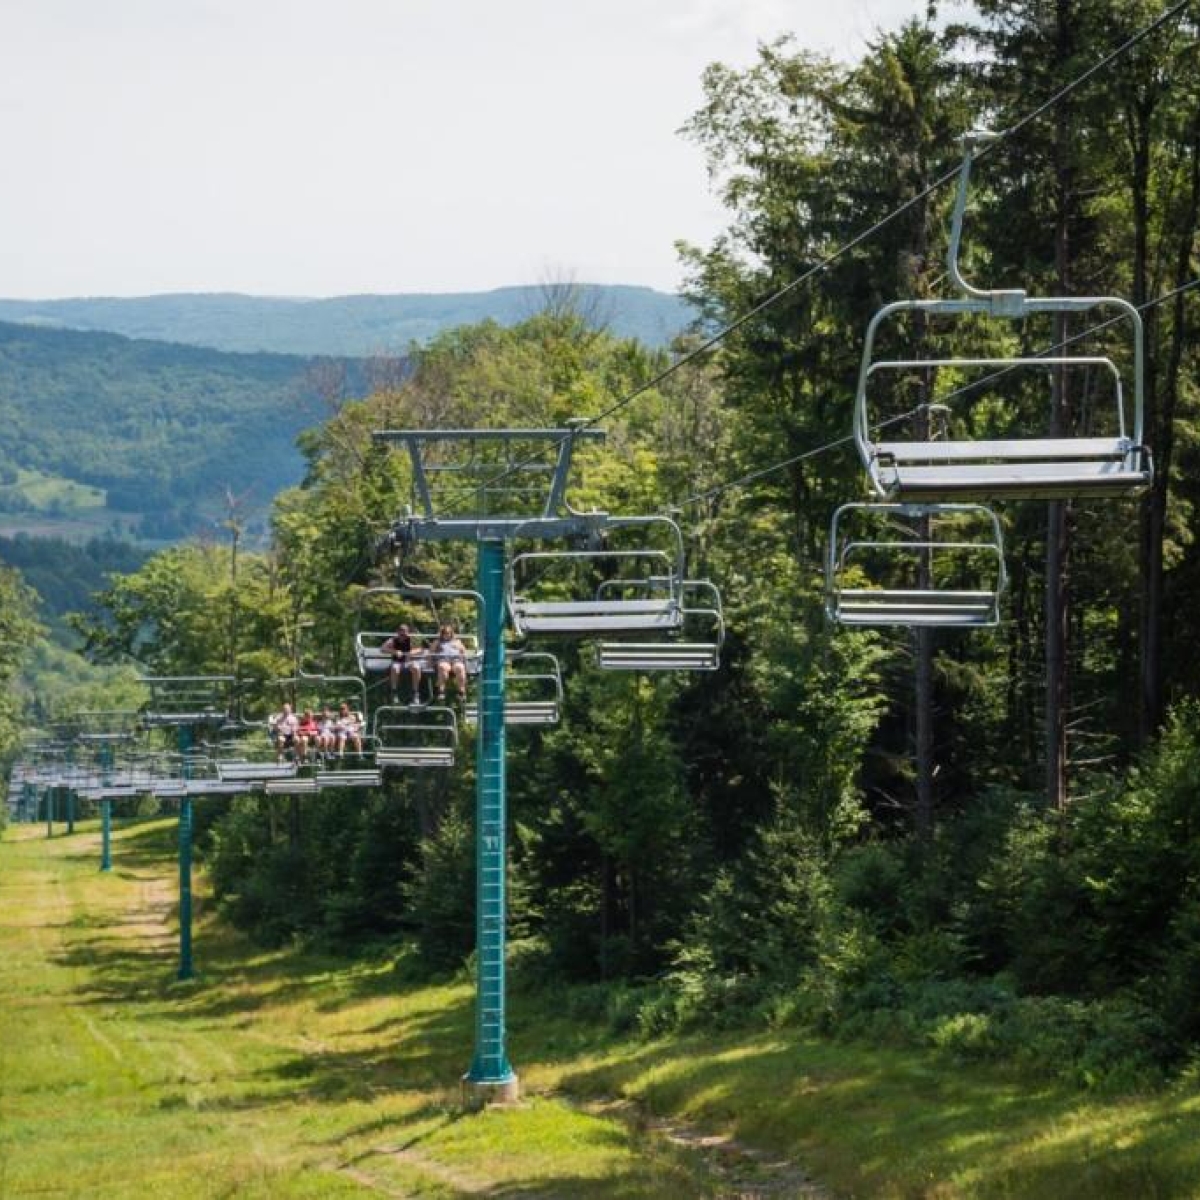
[0,285,694,357]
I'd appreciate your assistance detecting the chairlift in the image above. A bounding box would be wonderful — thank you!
[265,776,319,796]
[854,132,1152,503]
[61,710,143,747]
[595,580,725,671]
[261,672,370,764]
[462,650,564,726]
[507,515,689,637]
[138,676,236,728]
[371,703,458,768]
[826,503,1006,627]
[354,584,483,705]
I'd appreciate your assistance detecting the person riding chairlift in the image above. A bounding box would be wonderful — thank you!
[432,623,468,704]
[383,622,425,705]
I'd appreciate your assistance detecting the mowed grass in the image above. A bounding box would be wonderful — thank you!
[2,819,1200,1198]
[0,820,719,1198]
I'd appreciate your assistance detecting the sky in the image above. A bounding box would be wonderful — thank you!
[0,0,923,300]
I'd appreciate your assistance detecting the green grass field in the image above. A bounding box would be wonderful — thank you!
[0,468,106,512]
[2,817,1200,1198]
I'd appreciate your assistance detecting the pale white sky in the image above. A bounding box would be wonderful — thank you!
[0,0,922,299]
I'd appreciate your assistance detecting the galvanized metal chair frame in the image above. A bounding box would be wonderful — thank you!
[826,502,1007,628]
[855,132,1152,503]
[507,515,688,637]
[371,702,459,768]
[138,676,237,729]
[462,650,564,725]
[594,579,726,671]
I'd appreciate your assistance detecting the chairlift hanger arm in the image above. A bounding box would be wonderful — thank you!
[372,427,606,524]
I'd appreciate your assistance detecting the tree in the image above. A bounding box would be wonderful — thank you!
[0,565,41,761]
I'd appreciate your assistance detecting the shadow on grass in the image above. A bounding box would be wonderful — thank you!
[555,1027,1200,1199]
[176,992,477,1112]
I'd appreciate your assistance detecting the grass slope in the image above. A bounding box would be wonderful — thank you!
[2,818,1199,1198]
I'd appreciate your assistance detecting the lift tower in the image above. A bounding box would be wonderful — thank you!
[374,426,606,1103]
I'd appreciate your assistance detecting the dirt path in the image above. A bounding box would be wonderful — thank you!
[579,1095,832,1199]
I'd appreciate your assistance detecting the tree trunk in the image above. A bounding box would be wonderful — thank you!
[1139,100,1200,740]
[1045,2,1073,812]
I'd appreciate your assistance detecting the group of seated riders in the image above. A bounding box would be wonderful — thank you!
[270,701,363,763]
[382,622,469,706]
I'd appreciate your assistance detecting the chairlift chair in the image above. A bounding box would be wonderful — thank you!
[507,515,689,637]
[595,579,726,671]
[371,703,458,768]
[855,132,1152,503]
[826,503,1006,627]
[354,584,483,704]
[462,651,564,726]
[138,676,236,728]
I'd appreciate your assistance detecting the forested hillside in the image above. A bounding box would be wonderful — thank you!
[0,321,373,539]
[0,285,693,357]
[0,534,147,627]
[14,0,1200,1114]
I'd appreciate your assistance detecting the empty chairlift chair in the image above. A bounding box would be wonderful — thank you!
[594,579,725,670]
[855,132,1152,504]
[826,503,1006,628]
[508,514,725,670]
[138,676,236,729]
[462,651,564,726]
[371,704,458,768]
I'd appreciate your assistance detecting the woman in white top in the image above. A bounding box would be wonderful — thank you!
[432,623,468,702]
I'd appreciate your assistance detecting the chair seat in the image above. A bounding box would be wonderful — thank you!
[514,599,683,634]
[596,642,720,670]
[317,770,382,789]
[217,762,297,781]
[462,700,560,726]
[877,436,1130,463]
[875,454,1149,501]
[834,587,998,627]
[265,778,319,795]
[376,748,455,768]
